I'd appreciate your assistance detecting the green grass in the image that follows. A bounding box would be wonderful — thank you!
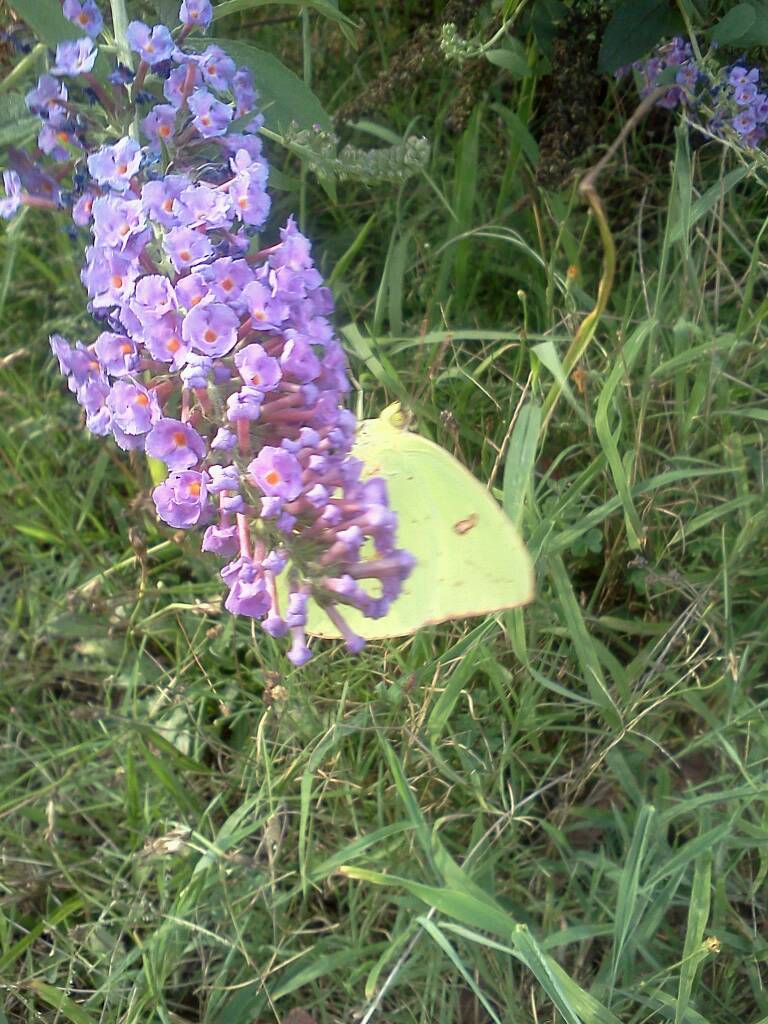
[2,3,768,1022]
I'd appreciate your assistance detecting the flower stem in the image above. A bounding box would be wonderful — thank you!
[109,0,133,70]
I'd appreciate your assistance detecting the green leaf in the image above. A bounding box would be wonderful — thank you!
[212,0,356,29]
[503,402,541,528]
[187,38,331,131]
[485,46,530,78]
[0,92,38,150]
[8,0,80,46]
[27,982,97,1024]
[598,0,681,73]
[711,3,756,44]
[301,402,534,640]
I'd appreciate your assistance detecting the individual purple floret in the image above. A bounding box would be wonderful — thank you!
[51,37,98,76]
[180,0,213,29]
[4,0,414,663]
[126,21,175,66]
[145,418,206,469]
[87,137,142,191]
[62,0,103,37]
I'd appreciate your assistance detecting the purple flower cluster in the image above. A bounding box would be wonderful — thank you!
[619,37,768,149]
[1,0,414,663]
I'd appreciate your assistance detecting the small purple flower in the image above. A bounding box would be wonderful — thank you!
[141,174,191,227]
[164,61,202,107]
[248,446,303,501]
[728,66,759,87]
[143,313,188,365]
[0,170,22,219]
[226,386,263,421]
[180,353,212,387]
[92,195,147,251]
[182,302,239,356]
[234,343,281,391]
[198,46,236,91]
[62,0,103,37]
[280,334,321,382]
[211,427,236,450]
[202,522,239,555]
[242,280,289,330]
[52,37,97,76]
[153,470,211,528]
[733,108,757,137]
[180,0,213,29]
[107,378,160,435]
[72,191,96,226]
[204,257,252,304]
[87,137,142,192]
[94,332,139,375]
[188,88,233,138]
[141,104,177,147]
[126,21,175,66]
[164,225,213,271]
[145,417,205,469]
[174,183,232,229]
[25,74,67,121]
[733,81,758,106]
[221,557,271,618]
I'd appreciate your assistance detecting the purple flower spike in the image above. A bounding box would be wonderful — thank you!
[62,0,103,37]
[180,0,213,29]
[248,446,303,501]
[52,37,97,76]
[153,470,211,528]
[126,21,175,66]
[145,417,205,469]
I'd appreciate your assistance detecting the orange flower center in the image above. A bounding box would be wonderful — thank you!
[188,481,201,496]
[117,163,128,174]
[167,338,181,353]
[172,431,187,446]
[110,275,123,289]
[203,328,217,344]
[135,393,150,407]
[265,470,281,487]
[254,309,266,321]
[162,198,174,212]
[158,125,172,138]
[221,277,233,291]
[201,115,211,126]
[179,249,191,262]
[120,343,133,354]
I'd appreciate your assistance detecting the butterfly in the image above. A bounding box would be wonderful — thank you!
[304,402,534,640]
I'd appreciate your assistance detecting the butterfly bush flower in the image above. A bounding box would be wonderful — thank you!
[1,0,413,662]
[619,37,768,150]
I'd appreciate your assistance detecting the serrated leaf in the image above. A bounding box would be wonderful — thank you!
[187,38,331,131]
[598,0,681,73]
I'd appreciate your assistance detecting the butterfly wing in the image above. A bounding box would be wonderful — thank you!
[305,408,534,640]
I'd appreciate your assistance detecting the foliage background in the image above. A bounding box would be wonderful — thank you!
[1,1,767,1022]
